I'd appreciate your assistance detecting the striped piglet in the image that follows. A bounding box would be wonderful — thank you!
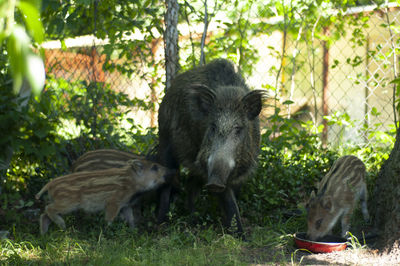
[306,155,370,241]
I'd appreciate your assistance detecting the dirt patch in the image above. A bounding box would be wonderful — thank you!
[290,231,400,265]
[244,233,400,265]
[294,245,400,265]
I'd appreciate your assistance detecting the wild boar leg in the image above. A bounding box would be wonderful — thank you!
[104,201,122,225]
[156,185,172,224]
[120,206,135,228]
[157,143,179,224]
[217,188,243,234]
[340,207,353,237]
[45,204,66,230]
[360,184,370,222]
[186,177,203,214]
[39,213,52,235]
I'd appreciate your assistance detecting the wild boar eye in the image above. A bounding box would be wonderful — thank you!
[151,165,159,171]
[315,219,323,229]
[233,126,243,136]
[209,123,217,136]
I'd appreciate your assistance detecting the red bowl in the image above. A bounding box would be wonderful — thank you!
[294,232,347,253]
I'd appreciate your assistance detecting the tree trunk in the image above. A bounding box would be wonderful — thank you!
[321,27,329,146]
[164,0,179,91]
[372,128,400,248]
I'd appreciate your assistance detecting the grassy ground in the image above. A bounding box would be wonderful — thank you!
[0,209,304,265]
[0,191,392,266]
[2,208,398,265]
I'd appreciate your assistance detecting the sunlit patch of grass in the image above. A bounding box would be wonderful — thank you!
[347,231,368,251]
[291,248,312,266]
[0,239,42,264]
[1,219,256,265]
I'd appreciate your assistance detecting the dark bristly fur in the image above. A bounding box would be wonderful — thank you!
[157,58,267,235]
[307,155,370,241]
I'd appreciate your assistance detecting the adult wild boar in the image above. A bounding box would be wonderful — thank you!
[157,58,266,234]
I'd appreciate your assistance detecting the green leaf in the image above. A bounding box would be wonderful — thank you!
[17,1,44,44]
[7,25,30,94]
[61,39,67,50]
[25,200,34,207]
[25,53,45,95]
[371,107,380,116]
[282,100,294,105]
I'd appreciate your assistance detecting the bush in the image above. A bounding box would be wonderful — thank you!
[239,115,338,225]
[0,76,157,229]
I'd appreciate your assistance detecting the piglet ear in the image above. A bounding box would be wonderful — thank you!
[241,90,267,120]
[306,191,316,211]
[188,83,215,114]
[322,196,333,212]
[128,159,144,174]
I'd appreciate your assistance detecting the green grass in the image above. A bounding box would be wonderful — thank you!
[0,192,376,266]
[0,211,304,265]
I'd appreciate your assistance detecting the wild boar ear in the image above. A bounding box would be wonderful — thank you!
[242,90,267,120]
[128,159,144,174]
[322,196,333,212]
[188,84,215,114]
[306,191,316,211]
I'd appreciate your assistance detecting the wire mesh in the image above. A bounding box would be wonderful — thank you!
[43,4,400,153]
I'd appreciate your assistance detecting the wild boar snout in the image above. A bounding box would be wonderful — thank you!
[205,149,235,193]
[205,177,226,192]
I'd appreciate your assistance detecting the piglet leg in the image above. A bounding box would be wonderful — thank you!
[45,203,66,230]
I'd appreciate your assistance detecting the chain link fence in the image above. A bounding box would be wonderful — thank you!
[248,3,399,149]
[43,42,163,165]
[43,3,400,153]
